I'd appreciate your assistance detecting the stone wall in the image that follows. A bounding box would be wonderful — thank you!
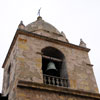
[15,33,98,93]
[2,30,99,100]
[16,85,99,100]
[2,39,18,99]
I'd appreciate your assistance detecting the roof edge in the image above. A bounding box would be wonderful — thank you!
[2,29,90,68]
[18,29,90,52]
[2,30,19,68]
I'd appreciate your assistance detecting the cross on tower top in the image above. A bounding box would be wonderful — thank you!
[37,8,41,16]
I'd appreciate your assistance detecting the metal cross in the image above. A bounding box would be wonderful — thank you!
[37,8,41,16]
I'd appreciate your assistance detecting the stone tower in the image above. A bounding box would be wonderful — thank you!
[1,16,100,100]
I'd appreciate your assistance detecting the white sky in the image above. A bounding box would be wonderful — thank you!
[0,0,100,93]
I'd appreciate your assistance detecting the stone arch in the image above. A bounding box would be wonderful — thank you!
[41,46,68,78]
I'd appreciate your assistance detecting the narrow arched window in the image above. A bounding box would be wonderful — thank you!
[41,47,69,87]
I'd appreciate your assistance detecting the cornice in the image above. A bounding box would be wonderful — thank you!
[2,29,90,68]
[17,80,100,99]
[17,29,90,52]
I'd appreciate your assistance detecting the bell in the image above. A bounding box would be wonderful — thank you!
[46,62,57,72]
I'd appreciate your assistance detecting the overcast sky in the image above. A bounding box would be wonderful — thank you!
[0,0,100,93]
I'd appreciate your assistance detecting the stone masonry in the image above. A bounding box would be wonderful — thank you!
[1,16,100,100]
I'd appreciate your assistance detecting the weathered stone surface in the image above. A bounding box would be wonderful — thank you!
[1,17,99,100]
[2,32,99,98]
[13,33,98,93]
[16,84,100,100]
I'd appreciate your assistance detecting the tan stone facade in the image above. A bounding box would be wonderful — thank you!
[16,81,100,100]
[1,17,100,100]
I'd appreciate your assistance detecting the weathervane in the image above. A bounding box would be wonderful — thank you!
[37,8,41,16]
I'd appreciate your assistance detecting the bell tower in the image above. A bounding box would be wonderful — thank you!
[1,16,100,100]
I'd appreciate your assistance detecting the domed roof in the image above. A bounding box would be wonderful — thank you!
[25,16,60,34]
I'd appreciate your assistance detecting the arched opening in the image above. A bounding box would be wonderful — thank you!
[41,46,68,87]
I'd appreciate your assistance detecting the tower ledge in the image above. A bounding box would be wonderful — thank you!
[18,80,100,100]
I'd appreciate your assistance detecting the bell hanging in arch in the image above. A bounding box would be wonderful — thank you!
[45,62,58,76]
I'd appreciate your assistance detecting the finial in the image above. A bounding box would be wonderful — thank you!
[61,31,66,38]
[37,8,41,17]
[79,38,86,48]
[18,20,25,29]
[20,21,23,25]
[61,31,69,42]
